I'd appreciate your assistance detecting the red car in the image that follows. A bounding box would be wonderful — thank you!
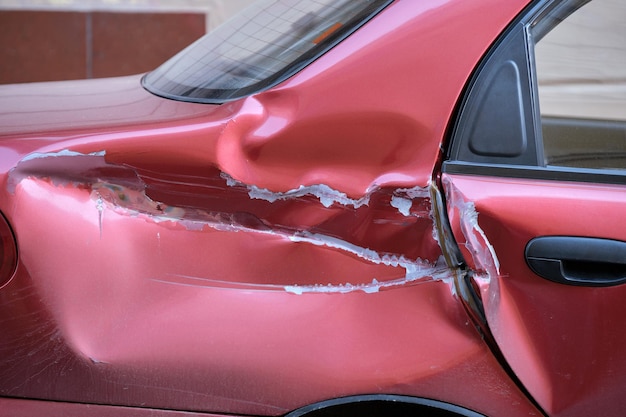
[1,0,625,416]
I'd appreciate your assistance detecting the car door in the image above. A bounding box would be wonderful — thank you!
[442,0,626,416]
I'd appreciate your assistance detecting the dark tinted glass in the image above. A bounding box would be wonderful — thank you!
[143,0,391,103]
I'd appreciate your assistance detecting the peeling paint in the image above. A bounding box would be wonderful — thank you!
[390,195,413,216]
[7,149,131,193]
[286,231,451,293]
[285,280,382,295]
[388,185,430,217]
[222,172,372,208]
[95,192,104,238]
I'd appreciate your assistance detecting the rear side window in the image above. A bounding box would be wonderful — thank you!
[142,0,391,104]
[447,0,626,185]
[534,0,626,170]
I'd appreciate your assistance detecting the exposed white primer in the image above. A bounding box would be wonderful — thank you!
[443,177,500,279]
[285,231,451,294]
[222,172,370,208]
[458,201,500,274]
[390,196,412,216]
[22,149,106,162]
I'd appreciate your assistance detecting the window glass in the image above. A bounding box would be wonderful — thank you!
[534,0,626,169]
[142,0,391,103]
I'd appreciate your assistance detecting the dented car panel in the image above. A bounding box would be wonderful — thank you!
[443,174,626,417]
[0,0,570,416]
[1,171,539,415]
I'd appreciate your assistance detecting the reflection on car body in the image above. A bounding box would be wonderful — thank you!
[1,0,626,416]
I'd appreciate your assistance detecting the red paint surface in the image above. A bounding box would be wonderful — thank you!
[0,1,542,416]
[444,174,626,417]
[0,397,227,417]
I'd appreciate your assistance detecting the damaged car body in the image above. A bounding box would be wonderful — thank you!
[1,0,626,416]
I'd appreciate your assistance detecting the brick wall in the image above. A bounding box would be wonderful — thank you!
[0,0,255,84]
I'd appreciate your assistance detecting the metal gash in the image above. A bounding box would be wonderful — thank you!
[9,149,467,294]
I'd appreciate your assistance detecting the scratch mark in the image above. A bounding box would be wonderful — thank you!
[388,185,430,217]
[21,149,106,162]
[8,149,114,193]
[285,267,453,295]
[150,275,288,292]
[90,177,449,294]
[443,176,500,281]
[95,192,104,238]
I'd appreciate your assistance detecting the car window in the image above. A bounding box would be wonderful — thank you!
[533,0,626,170]
[446,0,626,183]
[142,0,391,104]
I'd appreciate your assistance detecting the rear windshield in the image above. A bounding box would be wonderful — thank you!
[142,0,392,103]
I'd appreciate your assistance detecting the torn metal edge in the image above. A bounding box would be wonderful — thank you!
[222,172,372,208]
[88,180,452,294]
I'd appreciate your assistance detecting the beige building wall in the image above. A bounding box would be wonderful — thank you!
[535,0,626,121]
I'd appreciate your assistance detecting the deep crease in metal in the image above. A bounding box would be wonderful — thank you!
[10,149,461,294]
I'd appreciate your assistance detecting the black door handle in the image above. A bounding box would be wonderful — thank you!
[525,236,626,287]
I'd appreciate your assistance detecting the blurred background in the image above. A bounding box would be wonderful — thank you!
[0,0,255,84]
